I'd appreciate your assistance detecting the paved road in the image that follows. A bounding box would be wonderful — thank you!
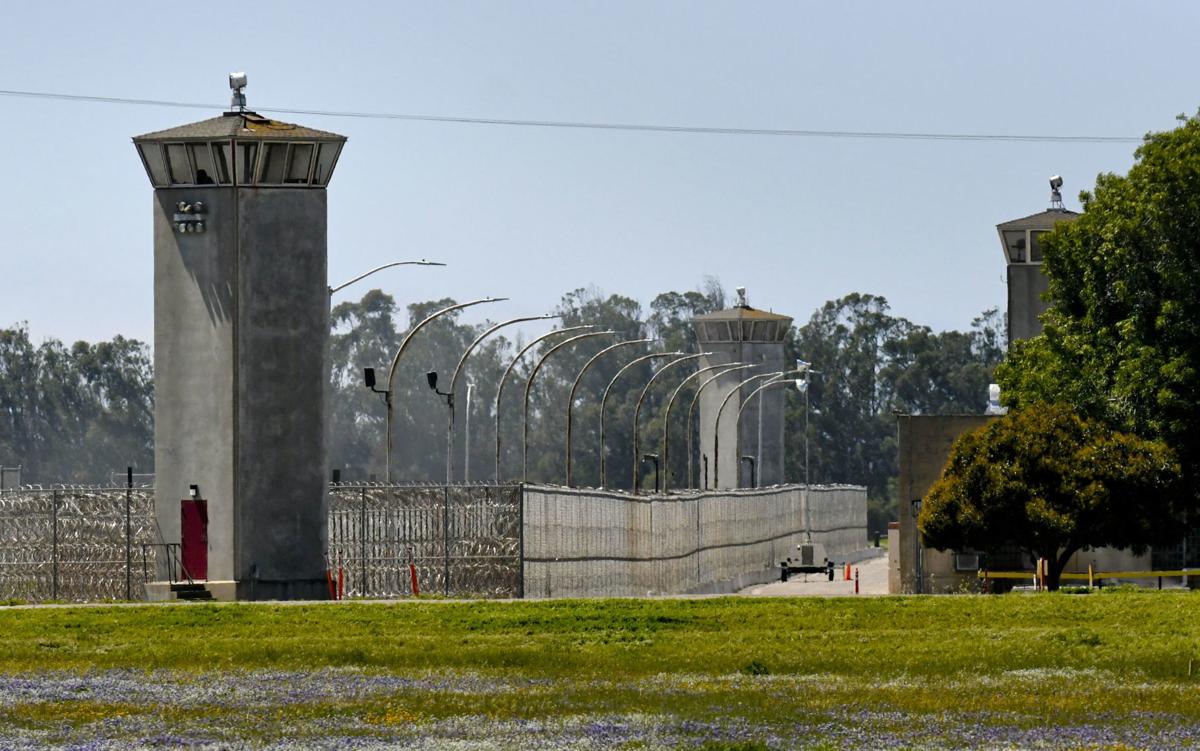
[740,551,889,597]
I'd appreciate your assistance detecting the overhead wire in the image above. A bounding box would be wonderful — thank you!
[0,87,1141,144]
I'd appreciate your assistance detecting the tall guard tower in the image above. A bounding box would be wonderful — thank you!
[996,176,1078,346]
[692,289,792,489]
[132,75,346,600]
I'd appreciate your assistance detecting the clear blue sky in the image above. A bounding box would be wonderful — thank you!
[2,1,1196,345]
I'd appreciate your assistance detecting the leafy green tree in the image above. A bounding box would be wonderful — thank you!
[997,114,1200,502]
[918,405,1183,590]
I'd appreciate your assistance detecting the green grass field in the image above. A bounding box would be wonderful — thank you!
[1,592,1198,749]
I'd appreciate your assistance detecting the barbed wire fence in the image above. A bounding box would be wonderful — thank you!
[0,484,158,602]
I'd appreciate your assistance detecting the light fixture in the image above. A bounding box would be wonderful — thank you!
[229,72,247,111]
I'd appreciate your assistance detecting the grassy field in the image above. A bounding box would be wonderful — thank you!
[1,592,1198,749]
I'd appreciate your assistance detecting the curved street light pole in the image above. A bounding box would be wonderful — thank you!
[522,330,616,483]
[714,369,805,489]
[441,314,560,484]
[493,325,596,482]
[564,338,653,487]
[660,362,749,493]
[684,364,758,489]
[711,372,782,490]
[733,375,802,488]
[384,297,507,482]
[598,351,678,489]
[329,259,446,297]
[631,353,709,494]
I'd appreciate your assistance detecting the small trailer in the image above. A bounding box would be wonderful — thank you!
[779,542,835,582]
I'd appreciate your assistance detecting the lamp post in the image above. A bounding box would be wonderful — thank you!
[463,382,474,483]
[733,375,802,488]
[740,456,756,488]
[660,362,749,493]
[712,370,804,489]
[522,330,616,483]
[328,259,446,297]
[493,325,596,482]
[631,352,710,494]
[428,314,559,484]
[797,363,821,542]
[564,338,653,487]
[380,297,506,482]
[643,454,661,493]
[599,351,681,488]
[684,364,758,489]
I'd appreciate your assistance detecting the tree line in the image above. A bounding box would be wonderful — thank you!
[2,285,1003,532]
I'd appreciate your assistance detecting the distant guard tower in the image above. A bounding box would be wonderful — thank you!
[132,74,346,600]
[692,289,792,489]
[997,176,1078,346]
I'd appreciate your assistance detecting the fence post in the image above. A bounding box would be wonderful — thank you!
[51,489,59,601]
[126,467,133,601]
[517,484,525,599]
[360,487,367,597]
[443,485,451,596]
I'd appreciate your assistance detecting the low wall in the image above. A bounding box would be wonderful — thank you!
[521,483,867,598]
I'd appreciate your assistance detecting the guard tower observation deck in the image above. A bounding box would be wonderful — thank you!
[692,291,792,489]
[996,182,1078,346]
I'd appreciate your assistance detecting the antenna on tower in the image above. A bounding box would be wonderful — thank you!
[1049,175,1064,209]
[229,72,248,112]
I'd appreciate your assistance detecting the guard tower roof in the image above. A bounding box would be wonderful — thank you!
[693,305,792,344]
[133,112,346,143]
[996,207,1078,232]
[132,111,346,189]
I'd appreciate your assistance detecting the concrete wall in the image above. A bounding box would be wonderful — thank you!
[522,483,867,598]
[153,188,237,582]
[235,190,329,599]
[153,186,329,600]
[895,414,995,593]
[696,342,786,490]
[1007,263,1049,344]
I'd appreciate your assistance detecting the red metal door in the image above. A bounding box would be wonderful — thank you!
[180,499,208,580]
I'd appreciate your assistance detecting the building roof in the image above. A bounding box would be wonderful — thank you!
[996,208,1078,231]
[133,112,346,142]
[693,305,793,323]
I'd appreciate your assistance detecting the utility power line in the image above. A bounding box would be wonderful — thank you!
[0,87,1141,144]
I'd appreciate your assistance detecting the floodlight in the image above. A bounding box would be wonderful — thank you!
[1049,175,1063,190]
[363,368,376,388]
[426,371,439,391]
[229,72,247,90]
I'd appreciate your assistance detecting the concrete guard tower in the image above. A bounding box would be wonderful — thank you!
[997,176,1078,346]
[132,75,346,600]
[692,289,792,489]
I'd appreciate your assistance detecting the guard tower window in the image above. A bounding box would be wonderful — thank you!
[1003,230,1027,263]
[286,143,314,184]
[188,143,217,185]
[259,143,288,184]
[312,142,342,186]
[1030,231,1047,262]
[138,143,169,187]
[211,142,232,184]
[761,321,778,341]
[235,143,258,184]
[165,143,193,185]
